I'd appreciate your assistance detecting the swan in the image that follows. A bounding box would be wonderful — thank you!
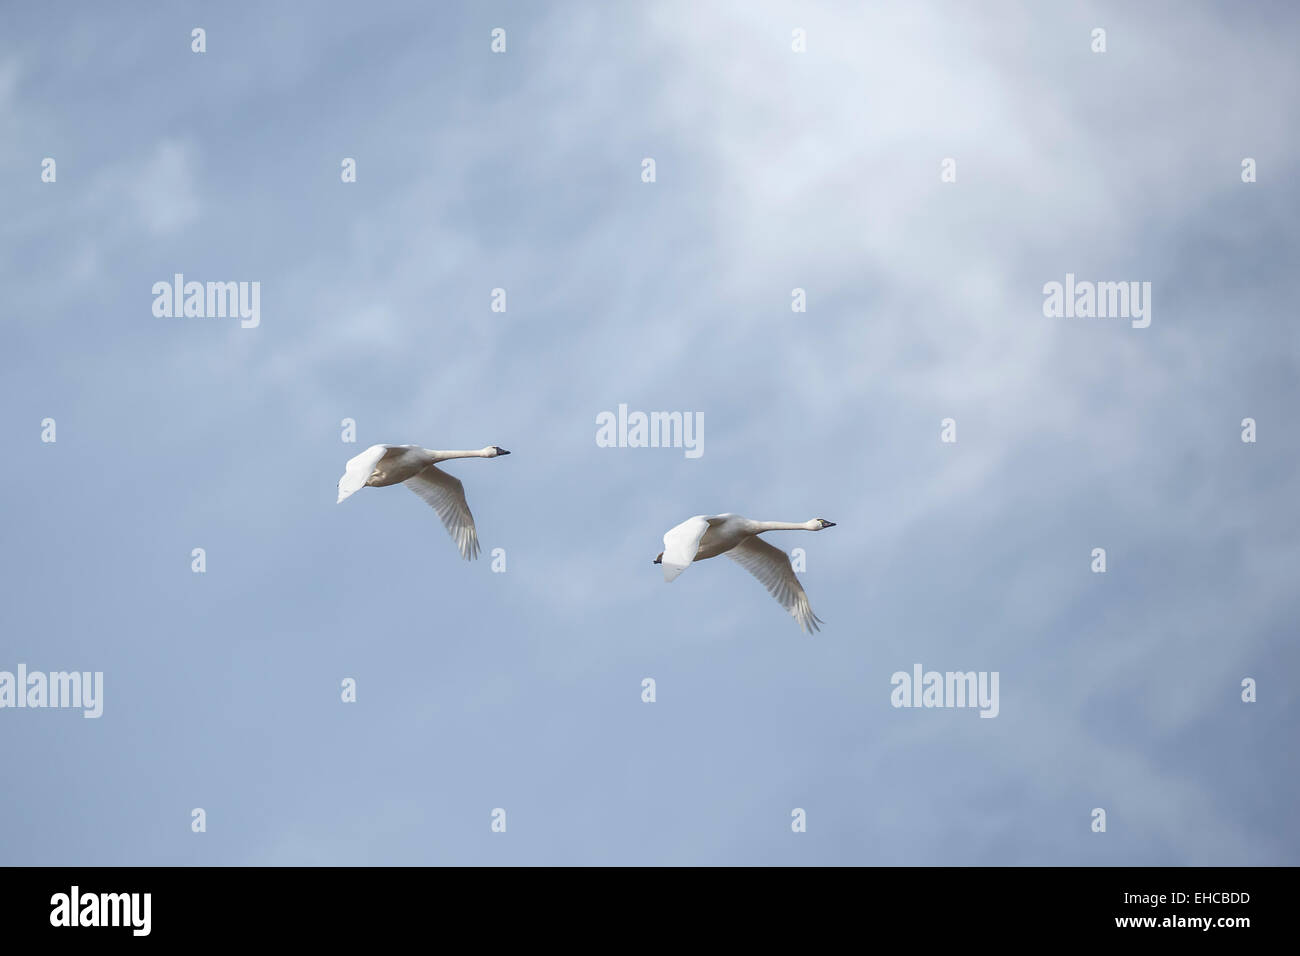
[337,444,510,559]
[654,514,835,633]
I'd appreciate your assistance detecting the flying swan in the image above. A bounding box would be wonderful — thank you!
[337,444,510,559]
[654,514,835,633]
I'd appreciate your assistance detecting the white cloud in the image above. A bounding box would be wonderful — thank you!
[130,140,201,235]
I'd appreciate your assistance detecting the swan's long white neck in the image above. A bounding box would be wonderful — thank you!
[428,447,493,461]
[751,519,819,532]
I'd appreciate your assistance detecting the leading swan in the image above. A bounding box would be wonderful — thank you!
[654,514,835,633]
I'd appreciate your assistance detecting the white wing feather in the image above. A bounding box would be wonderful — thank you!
[337,444,389,503]
[404,464,480,560]
[660,515,715,582]
[726,536,823,634]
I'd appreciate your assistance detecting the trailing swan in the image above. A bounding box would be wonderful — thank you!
[337,444,510,559]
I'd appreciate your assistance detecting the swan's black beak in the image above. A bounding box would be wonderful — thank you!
[821,520,836,528]
[494,447,511,456]
[653,553,663,565]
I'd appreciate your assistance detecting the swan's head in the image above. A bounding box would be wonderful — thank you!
[813,518,836,529]
[489,446,510,457]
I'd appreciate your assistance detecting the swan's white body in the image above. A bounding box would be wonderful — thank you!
[657,513,834,633]
[337,443,509,560]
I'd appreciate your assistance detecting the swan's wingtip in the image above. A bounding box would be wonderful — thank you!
[797,611,824,635]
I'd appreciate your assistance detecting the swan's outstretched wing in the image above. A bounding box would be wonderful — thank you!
[337,444,390,503]
[404,463,480,560]
[726,536,823,634]
[661,515,715,582]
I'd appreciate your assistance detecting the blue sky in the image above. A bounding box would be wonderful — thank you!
[1,0,1296,865]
